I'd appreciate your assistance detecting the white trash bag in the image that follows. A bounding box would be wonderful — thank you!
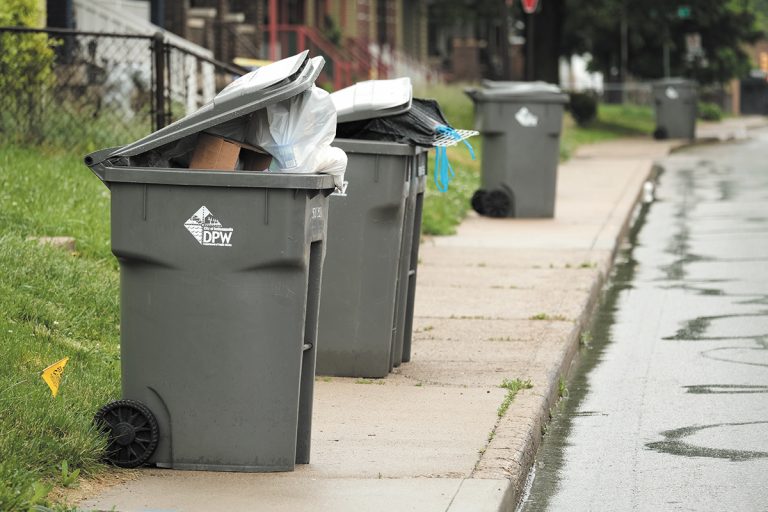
[246,85,347,189]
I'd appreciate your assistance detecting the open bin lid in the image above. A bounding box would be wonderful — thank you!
[333,138,429,156]
[332,78,413,123]
[467,80,568,104]
[86,155,337,191]
[88,51,325,166]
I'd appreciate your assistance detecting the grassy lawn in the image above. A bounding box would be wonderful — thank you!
[559,103,655,160]
[0,146,119,511]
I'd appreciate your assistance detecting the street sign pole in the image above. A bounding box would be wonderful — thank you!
[526,13,535,80]
[521,0,540,13]
[522,0,540,81]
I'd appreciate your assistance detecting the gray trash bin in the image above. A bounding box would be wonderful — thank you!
[652,78,697,140]
[395,158,427,366]
[316,139,427,378]
[466,81,567,218]
[86,52,338,472]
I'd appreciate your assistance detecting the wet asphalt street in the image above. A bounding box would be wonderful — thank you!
[519,130,768,512]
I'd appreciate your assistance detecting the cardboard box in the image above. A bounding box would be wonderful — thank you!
[239,149,272,172]
[189,133,272,172]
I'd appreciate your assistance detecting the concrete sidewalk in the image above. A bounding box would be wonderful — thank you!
[78,119,765,512]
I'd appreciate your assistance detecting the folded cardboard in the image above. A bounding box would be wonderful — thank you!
[189,133,272,172]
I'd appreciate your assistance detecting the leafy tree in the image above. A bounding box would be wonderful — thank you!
[563,0,763,84]
[0,0,57,141]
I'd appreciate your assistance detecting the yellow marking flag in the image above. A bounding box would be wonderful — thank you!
[41,357,69,397]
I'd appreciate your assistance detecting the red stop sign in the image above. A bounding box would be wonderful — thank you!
[522,0,540,13]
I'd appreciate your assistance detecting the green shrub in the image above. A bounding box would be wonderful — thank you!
[0,0,57,142]
[568,92,598,126]
[698,101,723,121]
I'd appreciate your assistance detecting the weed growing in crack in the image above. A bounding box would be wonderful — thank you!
[580,330,593,348]
[497,378,533,418]
[529,313,570,321]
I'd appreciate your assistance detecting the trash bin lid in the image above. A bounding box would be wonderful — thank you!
[94,52,324,165]
[333,138,428,156]
[88,161,338,190]
[652,77,697,88]
[332,78,413,123]
[467,81,568,103]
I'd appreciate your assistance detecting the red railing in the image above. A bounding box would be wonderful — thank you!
[268,25,439,90]
[274,24,361,90]
[345,37,388,81]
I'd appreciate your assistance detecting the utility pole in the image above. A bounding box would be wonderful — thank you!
[215,0,228,63]
[620,3,628,102]
[521,0,541,80]
[500,0,512,79]
[526,13,535,80]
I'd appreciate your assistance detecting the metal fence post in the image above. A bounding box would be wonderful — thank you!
[153,31,166,130]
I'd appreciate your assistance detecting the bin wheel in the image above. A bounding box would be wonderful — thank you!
[94,399,159,468]
[471,189,487,215]
[653,127,668,140]
[483,189,512,218]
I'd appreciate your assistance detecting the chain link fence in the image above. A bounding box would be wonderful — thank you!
[0,27,244,151]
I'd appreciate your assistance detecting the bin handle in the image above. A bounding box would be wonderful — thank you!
[84,147,123,186]
[433,126,476,193]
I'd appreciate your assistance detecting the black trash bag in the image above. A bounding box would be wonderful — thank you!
[335,98,452,147]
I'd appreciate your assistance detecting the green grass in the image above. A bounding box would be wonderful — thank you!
[2,103,151,156]
[416,83,481,236]
[529,313,569,321]
[0,144,120,510]
[497,378,533,418]
[560,103,655,160]
[422,146,481,236]
[415,84,654,235]
[0,146,114,261]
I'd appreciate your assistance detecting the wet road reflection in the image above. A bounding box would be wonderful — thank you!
[647,421,768,462]
[519,131,768,512]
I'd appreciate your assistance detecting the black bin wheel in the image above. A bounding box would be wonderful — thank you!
[484,189,512,218]
[653,127,668,140]
[471,189,488,215]
[94,399,159,468]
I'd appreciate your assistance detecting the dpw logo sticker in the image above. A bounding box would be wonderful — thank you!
[515,107,539,127]
[184,206,233,247]
[665,87,679,100]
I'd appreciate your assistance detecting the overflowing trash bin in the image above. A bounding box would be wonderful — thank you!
[393,153,427,367]
[86,52,345,472]
[466,81,568,218]
[317,138,427,377]
[652,78,698,140]
[316,79,473,378]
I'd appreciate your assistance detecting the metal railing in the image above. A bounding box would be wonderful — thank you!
[0,27,245,150]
